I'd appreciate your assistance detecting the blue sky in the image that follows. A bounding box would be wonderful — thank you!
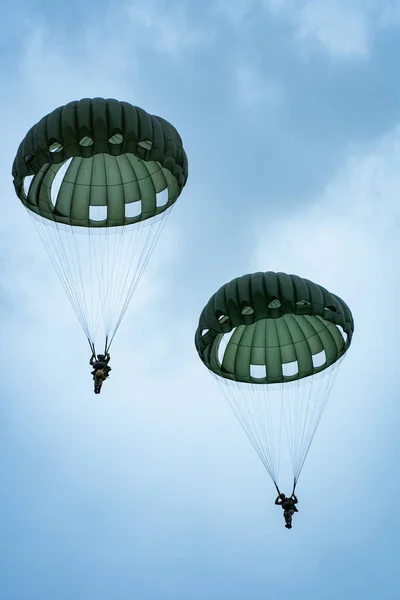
[1,1,399,598]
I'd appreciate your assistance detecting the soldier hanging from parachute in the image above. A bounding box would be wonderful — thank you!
[195,270,354,528]
[12,97,188,394]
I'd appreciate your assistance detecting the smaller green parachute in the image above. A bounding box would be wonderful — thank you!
[195,271,354,491]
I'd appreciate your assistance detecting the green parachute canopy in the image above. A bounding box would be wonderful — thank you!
[13,97,188,227]
[195,271,354,490]
[13,98,188,352]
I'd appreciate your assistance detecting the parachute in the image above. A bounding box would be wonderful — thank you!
[12,98,188,354]
[195,271,354,492]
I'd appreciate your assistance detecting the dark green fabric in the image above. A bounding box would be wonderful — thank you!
[195,271,354,384]
[12,98,188,227]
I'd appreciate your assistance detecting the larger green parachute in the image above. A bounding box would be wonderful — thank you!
[195,271,354,490]
[12,98,188,352]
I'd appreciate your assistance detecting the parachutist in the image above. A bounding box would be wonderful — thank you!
[195,271,354,502]
[90,352,111,394]
[275,493,298,529]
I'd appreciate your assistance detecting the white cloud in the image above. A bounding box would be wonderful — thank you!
[377,1,400,28]
[16,0,210,117]
[296,0,369,58]
[255,125,400,280]
[126,0,212,57]
[236,64,282,107]
[263,0,399,60]
[19,27,136,111]
[215,0,257,24]
[264,0,294,15]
